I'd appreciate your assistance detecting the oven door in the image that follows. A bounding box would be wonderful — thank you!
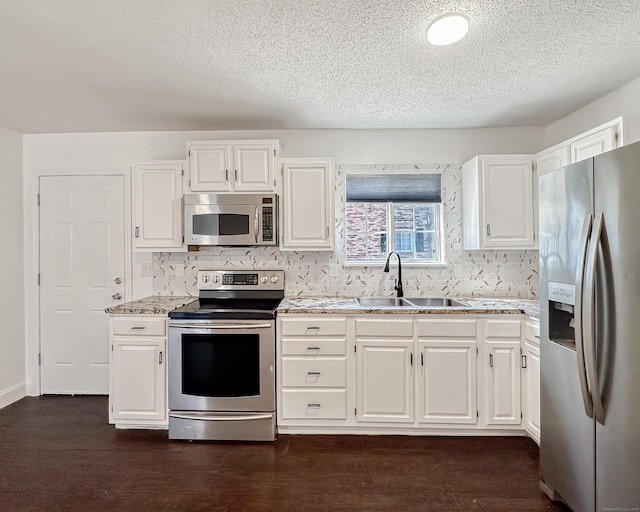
[168,320,275,413]
[185,203,264,246]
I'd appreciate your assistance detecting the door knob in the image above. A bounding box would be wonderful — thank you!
[114,277,122,284]
[112,293,122,300]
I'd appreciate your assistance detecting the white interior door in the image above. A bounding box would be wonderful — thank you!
[40,175,125,394]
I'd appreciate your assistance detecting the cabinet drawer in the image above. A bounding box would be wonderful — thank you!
[281,389,347,420]
[280,317,347,337]
[281,358,346,387]
[281,339,346,356]
[112,317,166,336]
[355,318,413,337]
[485,319,521,338]
[524,320,540,344]
[417,319,476,338]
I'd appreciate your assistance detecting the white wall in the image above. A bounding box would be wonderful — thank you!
[542,75,640,150]
[0,125,25,408]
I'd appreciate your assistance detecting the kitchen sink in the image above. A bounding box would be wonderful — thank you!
[404,298,468,307]
[354,297,413,307]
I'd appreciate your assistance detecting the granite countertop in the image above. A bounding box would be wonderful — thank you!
[277,297,540,319]
[105,295,196,315]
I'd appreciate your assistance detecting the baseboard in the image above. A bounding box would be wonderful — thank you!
[0,382,27,410]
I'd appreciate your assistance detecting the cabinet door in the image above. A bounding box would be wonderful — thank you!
[483,340,521,425]
[233,143,276,192]
[281,159,334,250]
[355,339,414,423]
[111,337,166,421]
[480,157,534,248]
[570,126,616,163]
[188,142,231,192]
[133,162,184,249]
[535,146,570,176]
[522,339,541,444]
[418,340,477,424]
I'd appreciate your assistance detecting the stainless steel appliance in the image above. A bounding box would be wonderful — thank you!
[168,270,284,441]
[539,141,640,511]
[184,193,278,246]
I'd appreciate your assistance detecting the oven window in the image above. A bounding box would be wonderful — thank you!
[181,334,260,397]
[193,214,250,236]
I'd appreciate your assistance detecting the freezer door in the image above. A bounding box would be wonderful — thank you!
[539,159,595,512]
[593,142,640,511]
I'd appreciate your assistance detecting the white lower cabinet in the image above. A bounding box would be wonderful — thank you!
[278,316,348,426]
[480,319,522,427]
[277,313,528,435]
[356,338,415,423]
[522,318,541,444]
[109,316,167,428]
[417,318,478,424]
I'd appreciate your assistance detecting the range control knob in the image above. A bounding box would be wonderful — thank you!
[213,275,220,283]
[202,275,210,283]
[270,275,279,284]
[260,276,269,284]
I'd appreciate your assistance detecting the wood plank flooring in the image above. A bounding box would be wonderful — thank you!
[0,396,569,511]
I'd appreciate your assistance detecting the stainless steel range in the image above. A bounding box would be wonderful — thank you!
[168,270,284,441]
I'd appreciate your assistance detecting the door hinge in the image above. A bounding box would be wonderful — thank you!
[476,410,479,419]
[521,355,527,369]
[274,149,276,156]
[281,164,284,174]
[354,345,357,353]
[181,168,184,176]
[111,344,113,352]
[38,353,41,366]
[188,150,191,157]
[521,411,523,420]
[354,408,357,416]
[188,180,191,187]
[37,274,41,286]
[37,194,40,206]
[476,346,478,356]
[615,130,620,142]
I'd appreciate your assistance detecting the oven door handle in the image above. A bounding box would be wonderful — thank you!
[169,323,273,330]
[170,413,274,422]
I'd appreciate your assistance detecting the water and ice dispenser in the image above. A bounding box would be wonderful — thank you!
[548,282,577,349]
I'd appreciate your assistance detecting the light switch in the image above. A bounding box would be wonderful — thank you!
[174,265,184,276]
[141,264,153,277]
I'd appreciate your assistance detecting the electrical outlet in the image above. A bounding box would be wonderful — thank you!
[141,264,153,277]
[174,265,184,277]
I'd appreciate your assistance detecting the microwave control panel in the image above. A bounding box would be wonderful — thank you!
[262,206,274,242]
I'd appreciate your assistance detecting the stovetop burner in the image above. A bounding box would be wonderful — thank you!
[169,270,284,321]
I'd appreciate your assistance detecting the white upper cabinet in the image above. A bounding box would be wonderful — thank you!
[570,126,617,162]
[132,161,184,250]
[535,146,570,177]
[187,140,279,193]
[280,158,335,251]
[535,117,623,176]
[463,155,535,250]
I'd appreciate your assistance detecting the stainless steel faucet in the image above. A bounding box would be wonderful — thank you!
[384,251,403,297]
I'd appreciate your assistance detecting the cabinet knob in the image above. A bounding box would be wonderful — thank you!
[112,293,122,300]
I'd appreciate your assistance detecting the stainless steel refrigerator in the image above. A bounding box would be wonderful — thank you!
[539,141,640,512]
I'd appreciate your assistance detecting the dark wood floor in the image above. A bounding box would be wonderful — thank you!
[0,396,570,512]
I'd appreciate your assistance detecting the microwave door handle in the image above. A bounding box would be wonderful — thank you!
[255,206,260,243]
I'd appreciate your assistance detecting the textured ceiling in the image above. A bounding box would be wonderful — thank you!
[1,0,640,134]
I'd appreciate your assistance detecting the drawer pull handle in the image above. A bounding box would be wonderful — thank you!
[306,346,321,352]
[306,326,320,332]
[307,371,321,376]
[130,326,146,330]
[307,403,321,408]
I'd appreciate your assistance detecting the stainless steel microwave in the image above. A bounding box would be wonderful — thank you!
[184,193,278,246]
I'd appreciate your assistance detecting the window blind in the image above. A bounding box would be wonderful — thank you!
[346,173,442,203]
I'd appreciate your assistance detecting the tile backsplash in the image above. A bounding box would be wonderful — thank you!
[154,164,538,299]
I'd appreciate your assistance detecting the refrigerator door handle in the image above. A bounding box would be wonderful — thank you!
[574,213,594,418]
[584,212,606,424]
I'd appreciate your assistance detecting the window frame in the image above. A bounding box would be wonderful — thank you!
[344,170,445,266]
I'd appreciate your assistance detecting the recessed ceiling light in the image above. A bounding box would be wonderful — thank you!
[427,14,469,46]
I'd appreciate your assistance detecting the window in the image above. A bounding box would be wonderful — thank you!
[345,173,443,264]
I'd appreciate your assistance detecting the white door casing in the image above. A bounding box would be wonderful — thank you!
[39,175,125,394]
